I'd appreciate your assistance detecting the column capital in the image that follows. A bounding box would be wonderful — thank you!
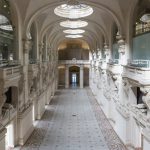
[80,64,84,69]
[23,39,32,54]
[104,44,110,56]
[39,43,44,55]
[116,34,125,54]
[140,87,150,110]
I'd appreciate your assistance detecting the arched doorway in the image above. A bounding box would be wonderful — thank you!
[69,66,80,87]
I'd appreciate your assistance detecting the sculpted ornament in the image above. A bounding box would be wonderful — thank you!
[116,34,125,54]
[140,87,150,109]
[23,39,33,53]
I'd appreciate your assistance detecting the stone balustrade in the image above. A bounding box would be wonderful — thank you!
[99,59,107,70]
[122,65,150,85]
[107,63,122,75]
[58,60,90,65]
[0,65,22,81]
[1,104,17,126]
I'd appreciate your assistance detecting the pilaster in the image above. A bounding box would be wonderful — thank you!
[80,65,84,88]
[65,65,69,88]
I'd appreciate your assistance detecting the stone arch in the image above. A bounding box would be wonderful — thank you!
[24,1,124,39]
[9,1,22,60]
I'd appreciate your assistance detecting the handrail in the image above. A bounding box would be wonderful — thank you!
[58,60,90,64]
[135,26,150,36]
[0,60,21,67]
[128,59,150,68]
[108,59,119,64]
[29,59,40,64]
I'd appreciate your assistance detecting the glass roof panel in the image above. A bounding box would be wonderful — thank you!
[140,14,150,23]
[65,34,83,38]
[0,14,9,25]
[54,2,93,19]
[63,29,85,34]
[0,25,13,31]
[60,20,88,28]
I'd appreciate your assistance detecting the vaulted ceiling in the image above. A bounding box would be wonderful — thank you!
[10,0,140,50]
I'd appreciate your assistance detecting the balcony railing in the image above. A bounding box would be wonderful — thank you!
[99,59,107,70]
[135,25,150,36]
[29,59,40,64]
[122,65,150,85]
[0,62,22,80]
[58,60,90,65]
[0,60,21,68]
[2,103,17,125]
[128,59,150,68]
[108,59,119,64]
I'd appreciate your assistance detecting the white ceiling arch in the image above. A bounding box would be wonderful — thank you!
[49,31,95,51]
[39,18,108,45]
[20,0,124,39]
[43,23,103,48]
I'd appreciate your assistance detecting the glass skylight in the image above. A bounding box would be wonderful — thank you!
[63,29,85,34]
[54,0,93,19]
[0,15,9,24]
[65,34,83,38]
[0,15,13,31]
[60,20,88,28]
[140,14,150,23]
[0,25,13,31]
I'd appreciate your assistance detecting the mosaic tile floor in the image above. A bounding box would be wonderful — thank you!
[16,88,127,150]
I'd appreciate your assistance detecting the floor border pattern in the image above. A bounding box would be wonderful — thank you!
[86,88,128,150]
[18,98,58,150]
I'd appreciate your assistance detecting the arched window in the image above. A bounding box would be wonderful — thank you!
[0,14,14,63]
[131,1,150,68]
[135,12,150,36]
[0,0,15,66]
[134,0,150,36]
[112,24,119,64]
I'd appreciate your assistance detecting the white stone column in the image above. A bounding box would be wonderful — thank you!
[0,125,7,150]
[65,65,69,88]
[23,39,32,107]
[116,35,126,65]
[104,44,110,63]
[80,65,84,88]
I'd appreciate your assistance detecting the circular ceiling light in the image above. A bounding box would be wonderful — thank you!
[63,29,85,34]
[54,0,93,19]
[60,20,88,28]
[0,25,13,31]
[140,14,150,23]
[65,34,83,38]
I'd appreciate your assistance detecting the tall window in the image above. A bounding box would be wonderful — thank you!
[0,14,14,61]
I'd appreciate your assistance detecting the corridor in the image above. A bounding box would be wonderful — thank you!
[19,88,127,150]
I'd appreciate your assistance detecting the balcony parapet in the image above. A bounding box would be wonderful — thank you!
[0,62,22,82]
[99,59,107,70]
[108,59,119,65]
[29,59,40,65]
[28,63,39,78]
[1,103,17,126]
[58,60,90,65]
[122,65,150,85]
[129,104,149,128]
[116,102,130,119]
[128,59,150,68]
[107,60,122,75]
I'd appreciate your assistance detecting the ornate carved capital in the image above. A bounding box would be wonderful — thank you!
[117,37,125,54]
[140,87,150,109]
[104,44,110,56]
[23,39,33,54]
[39,43,44,55]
